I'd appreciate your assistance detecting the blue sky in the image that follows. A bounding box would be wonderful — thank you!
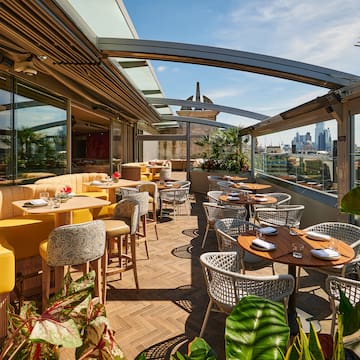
[123,0,360,146]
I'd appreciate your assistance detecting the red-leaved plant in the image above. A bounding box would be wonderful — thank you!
[0,271,125,359]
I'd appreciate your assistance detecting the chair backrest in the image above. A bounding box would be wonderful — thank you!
[304,222,360,249]
[120,187,139,198]
[217,180,235,192]
[173,180,191,189]
[113,198,140,235]
[160,187,189,203]
[203,203,247,225]
[325,275,360,305]
[46,220,106,267]
[123,191,149,217]
[207,190,223,203]
[254,205,304,227]
[207,175,222,191]
[200,251,295,312]
[138,182,158,199]
[258,192,291,207]
[214,218,259,251]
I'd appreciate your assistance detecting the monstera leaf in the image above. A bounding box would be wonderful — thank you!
[225,295,289,360]
[340,187,360,215]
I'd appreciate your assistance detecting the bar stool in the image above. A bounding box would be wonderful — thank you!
[101,198,140,303]
[39,220,106,310]
[122,191,150,259]
[138,182,159,241]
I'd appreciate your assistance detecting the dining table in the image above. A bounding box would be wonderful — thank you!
[222,175,248,182]
[231,182,271,192]
[237,226,355,335]
[13,196,111,227]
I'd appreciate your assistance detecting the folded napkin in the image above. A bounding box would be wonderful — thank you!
[228,192,239,196]
[259,226,277,235]
[311,248,340,259]
[255,197,268,202]
[251,238,276,250]
[306,231,331,241]
[227,196,240,201]
[90,180,102,185]
[24,199,48,207]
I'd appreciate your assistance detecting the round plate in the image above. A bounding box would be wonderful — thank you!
[250,243,276,252]
[310,249,340,260]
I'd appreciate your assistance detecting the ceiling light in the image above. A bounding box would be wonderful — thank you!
[14,57,38,76]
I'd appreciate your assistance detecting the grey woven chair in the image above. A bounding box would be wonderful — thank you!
[207,175,223,191]
[214,218,275,274]
[302,222,360,278]
[199,251,295,337]
[201,203,247,248]
[159,187,190,218]
[254,204,304,228]
[253,192,291,210]
[217,180,235,192]
[325,275,360,336]
[207,190,223,203]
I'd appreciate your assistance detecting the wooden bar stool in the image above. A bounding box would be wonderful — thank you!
[101,199,140,303]
[39,220,106,310]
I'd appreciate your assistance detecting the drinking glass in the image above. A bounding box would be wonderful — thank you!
[40,191,49,202]
[292,243,304,258]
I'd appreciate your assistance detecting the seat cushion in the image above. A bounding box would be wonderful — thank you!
[103,219,130,238]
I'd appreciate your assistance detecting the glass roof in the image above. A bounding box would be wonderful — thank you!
[65,0,173,117]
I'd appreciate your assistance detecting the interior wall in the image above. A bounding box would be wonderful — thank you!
[142,137,159,161]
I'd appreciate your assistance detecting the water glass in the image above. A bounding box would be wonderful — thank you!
[50,197,60,208]
[40,191,49,202]
[292,243,304,259]
[329,238,338,251]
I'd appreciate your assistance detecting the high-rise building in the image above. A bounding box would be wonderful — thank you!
[315,122,325,150]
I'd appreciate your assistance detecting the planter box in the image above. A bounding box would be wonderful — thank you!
[190,169,252,194]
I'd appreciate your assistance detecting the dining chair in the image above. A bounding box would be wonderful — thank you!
[253,192,291,209]
[325,275,360,336]
[207,175,222,191]
[39,220,106,309]
[201,203,247,248]
[217,180,235,192]
[173,180,191,189]
[207,190,223,203]
[214,218,275,274]
[101,198,140,303]
[199,251,295,337]
[138,181,159,241]
[302,222,360,278]
[159,187,190,218]
[254,204,304,228]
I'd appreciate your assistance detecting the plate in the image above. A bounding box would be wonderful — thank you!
[306,231,331,241]
[259,227,278,236]
[227,196,240,201]
[310,248,340,260]
[23,200,48,207]
[255,197,268,202]
[251,239,276,251]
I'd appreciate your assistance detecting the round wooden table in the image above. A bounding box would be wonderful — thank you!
[237,226,355,334]
[231,182,271,192]
[223,175,248,182]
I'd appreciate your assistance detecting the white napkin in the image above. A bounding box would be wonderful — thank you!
[227,196,240,201]
[251,238,276,250]
[255,197,268,202]
[259,227,277,235]
[228,192,239,196]
[30,199,48,205]
[311,248,339,259]
[306,231,331,241]
[91,180,102,185]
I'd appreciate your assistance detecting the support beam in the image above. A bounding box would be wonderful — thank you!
[98,38,360,89]
[160,115,233,128]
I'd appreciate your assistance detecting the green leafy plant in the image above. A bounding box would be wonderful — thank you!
[172,292,360,360]
[195,127,249,173]
[340,187,360,216]
[0,271,125,360]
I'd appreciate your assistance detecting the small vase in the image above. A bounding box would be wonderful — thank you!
[112,178,119,183]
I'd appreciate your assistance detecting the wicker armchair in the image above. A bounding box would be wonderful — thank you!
[207,175,222,191]
[159,187,190,218]
[207,190,223,203]
[254,204,304,228]
[217,180,235,192]
[201,203,247,248]
[302,222,360,278]
[199,251,295,336]
[214,218,275,274]
[325,275,360,336]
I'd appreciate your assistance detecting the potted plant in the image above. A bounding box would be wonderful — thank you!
[0,271,125,359]
[171,292,360,360]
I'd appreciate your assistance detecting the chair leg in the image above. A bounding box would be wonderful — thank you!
[201,224,210,248]
[90,258,102,303]
[129,234,139,290]
[199,300,213,337]
[42,259,51,311]
[101,248,108,304]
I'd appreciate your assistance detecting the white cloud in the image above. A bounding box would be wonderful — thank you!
[156,65,167,72]
[205,87,245,100]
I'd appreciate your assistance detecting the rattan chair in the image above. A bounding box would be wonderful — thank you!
[159,187,190,218]
[217,180,235,192]
[254,204,304,228]
[207,190,223,203]
[214,218,275,274]
[325,275,360,336]
[39,220,106,309]
[302,222,360,278]
[253,192,291,209]
[199,251,295,337]
[173,180,191,189]
[207,175,222,191]
[201,203,247,248]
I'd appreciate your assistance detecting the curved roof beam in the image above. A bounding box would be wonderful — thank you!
[160,114,234,129]
[147,97,267,121]
[98,38,360,89]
